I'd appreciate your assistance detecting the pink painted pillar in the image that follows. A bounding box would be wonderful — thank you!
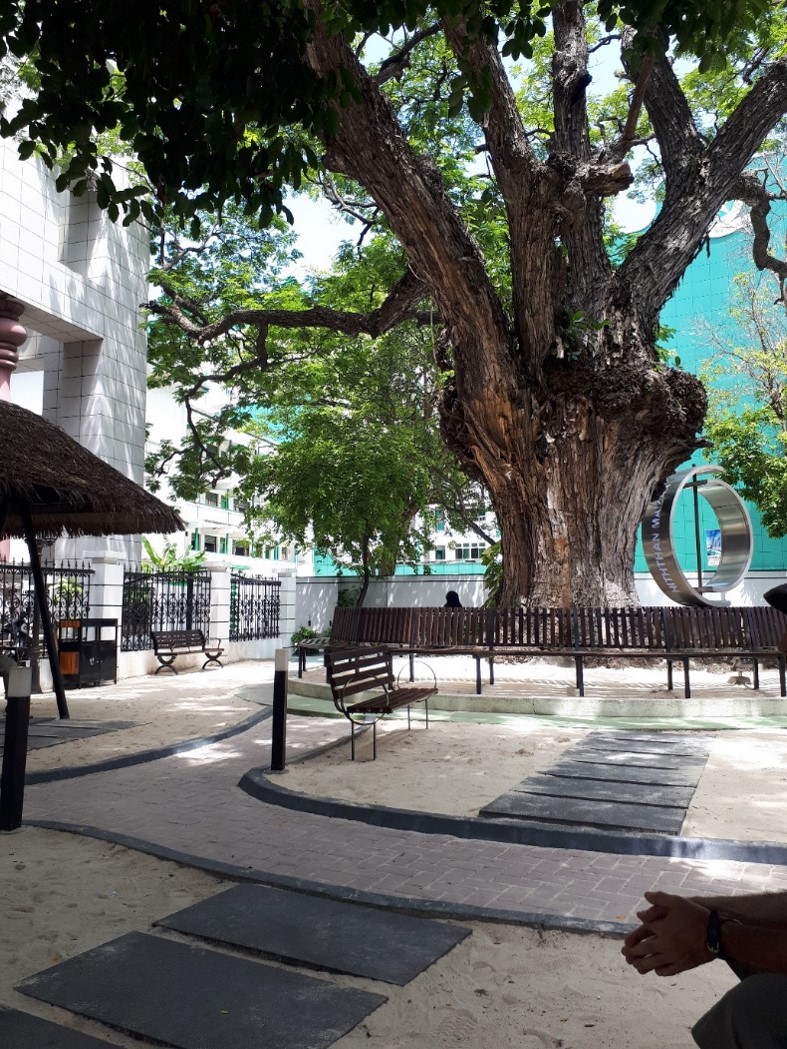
[0,296,27,561]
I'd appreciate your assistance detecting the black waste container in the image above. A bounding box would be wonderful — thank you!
[58,619,118,688]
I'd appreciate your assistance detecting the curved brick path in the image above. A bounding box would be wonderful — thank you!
[22,663,787,935]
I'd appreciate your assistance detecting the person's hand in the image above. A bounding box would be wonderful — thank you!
[622,891,714,977]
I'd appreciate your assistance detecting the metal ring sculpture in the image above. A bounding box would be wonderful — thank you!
[641,465,753,607]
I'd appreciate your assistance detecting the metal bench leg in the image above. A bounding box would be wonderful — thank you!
[780,656,786,698]
[407,705,411,730]
[409,652,414,682]
[425,696,429,729]
[298,648,304,679]
[683,657,691,699]
[155,656,178,675]
[202,654,223,670]
[575,656,584,697]
[351,720,356,761]
[753,658,760,691]
[488,657,494,685]
[667,661,674,691]
[372,719,377,761]
[475,656,482,695]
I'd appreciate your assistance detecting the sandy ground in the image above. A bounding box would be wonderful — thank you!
[284,716,787,845]
[1,828,737,1049]
[1,661,782,1047]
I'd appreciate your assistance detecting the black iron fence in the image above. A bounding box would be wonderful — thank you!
[229,573,280,641]
[121,567,212,652]
[0,559,92,660]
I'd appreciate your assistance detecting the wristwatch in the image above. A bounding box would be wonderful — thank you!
[706,909,740,959]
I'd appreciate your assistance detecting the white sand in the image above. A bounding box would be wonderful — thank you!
[1,664,780,1046]
[285,717,787,845]
[1,828,736,1049]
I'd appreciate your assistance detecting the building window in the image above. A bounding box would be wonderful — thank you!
[220,493,230,510]
[435,510,446,532]
[454,543,486,561]
[434,547,446,561]
[191,532,200,552]
[203,534,218,553]
[205,492,219,507]
[219,536,228,554]
[234,543,248,556]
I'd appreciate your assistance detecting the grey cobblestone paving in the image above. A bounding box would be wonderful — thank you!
[23,674,787,935]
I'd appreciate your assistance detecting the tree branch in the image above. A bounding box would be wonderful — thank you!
[607,52,653,161]
[550,1,613,318]
[734,171,787,303]
[441,7,564,357]
[145,266,430,344]
[626,36,703,201]
[303,5,512,388]
[375,23,441,85]
[619,55,787,330]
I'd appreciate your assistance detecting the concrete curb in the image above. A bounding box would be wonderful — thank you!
[239,763,787,869]
[25,707,273,785]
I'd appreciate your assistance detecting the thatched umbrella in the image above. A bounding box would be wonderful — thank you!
[0,400,184,718]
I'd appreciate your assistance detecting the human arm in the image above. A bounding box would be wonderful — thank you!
[622,890,787,977]
[689,891,787,928]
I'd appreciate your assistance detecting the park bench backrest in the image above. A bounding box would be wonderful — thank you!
[151,629,205,650]
[327,604,787,656]
[410,607,486,647]
[661,607,746,651]
[329,607,362,644]
[325,647,395,700]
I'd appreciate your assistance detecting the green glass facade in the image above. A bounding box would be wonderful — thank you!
[634,223,787,574]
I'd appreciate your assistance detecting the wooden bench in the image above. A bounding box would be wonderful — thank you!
[325,646,437,760]
[296,607,362,676]
[315,605,787,698]
[150,629,224,674]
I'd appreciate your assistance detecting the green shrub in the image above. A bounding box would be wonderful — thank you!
[291,624,319,646]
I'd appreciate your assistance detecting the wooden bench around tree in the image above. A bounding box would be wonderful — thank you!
[150,629,225,674]
[325,646,437,760]
[312,605,787,699]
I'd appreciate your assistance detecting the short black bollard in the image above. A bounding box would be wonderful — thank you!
[269,648,288,773]
[0,665,33,832]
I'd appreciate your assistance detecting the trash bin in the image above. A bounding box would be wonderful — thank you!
[57,619,118,688]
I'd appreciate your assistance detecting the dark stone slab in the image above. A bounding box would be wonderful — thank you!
[596,734,713,751]
[579,736,708,757]
[0,1005,118,1048]
[548,759,703,787]
[510,776,696,808]
[17,931,387,1049]
[17,736,68,750]
[568,746,706,769]
[0,719,132,753]
[156,883,470,985]
[479,792,686,833]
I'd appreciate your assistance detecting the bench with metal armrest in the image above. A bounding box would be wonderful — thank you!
[325,646,437,760]
[150,629,224,674]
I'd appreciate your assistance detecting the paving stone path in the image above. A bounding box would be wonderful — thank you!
[479,731,710,834]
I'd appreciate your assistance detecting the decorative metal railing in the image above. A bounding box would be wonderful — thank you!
[229,573,280,641]
[0,559,92,660]
[121,568,212,652]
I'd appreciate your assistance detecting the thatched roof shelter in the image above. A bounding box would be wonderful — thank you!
[0,400,184,721]
[0,400,183,538]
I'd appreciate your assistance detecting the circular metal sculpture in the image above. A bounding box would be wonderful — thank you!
[641,465,753,606]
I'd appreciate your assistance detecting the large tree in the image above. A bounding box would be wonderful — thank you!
[3,0,787,605]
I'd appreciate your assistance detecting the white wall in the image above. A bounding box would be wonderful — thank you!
[1,139,150,561]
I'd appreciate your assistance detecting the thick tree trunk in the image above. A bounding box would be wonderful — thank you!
[441,317,707,606]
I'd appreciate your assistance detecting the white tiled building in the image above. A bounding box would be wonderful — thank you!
[0,138,148,561]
